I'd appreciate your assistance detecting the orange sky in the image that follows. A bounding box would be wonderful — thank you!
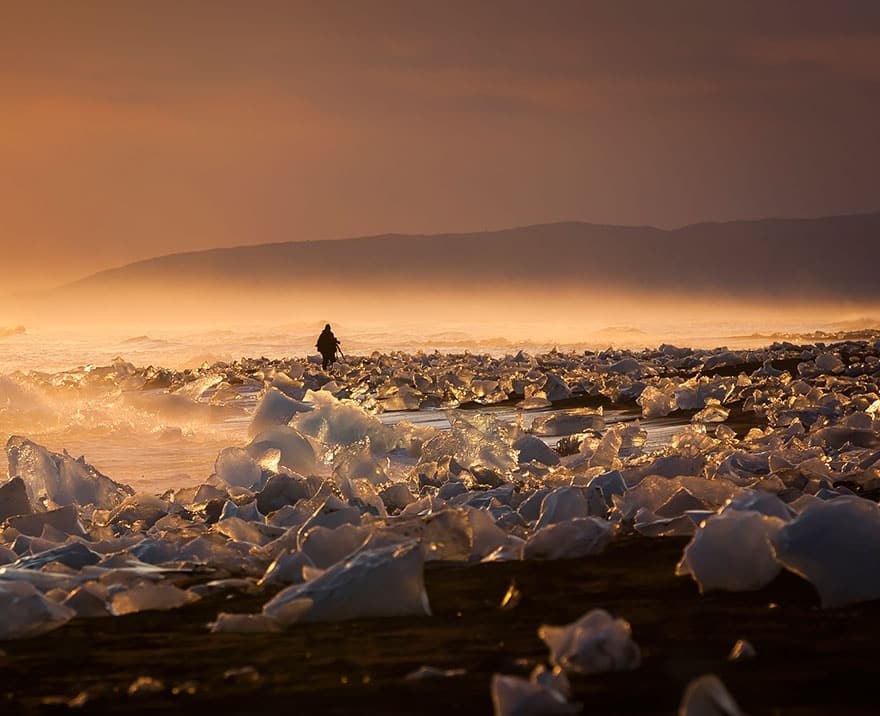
[1,1,879,293]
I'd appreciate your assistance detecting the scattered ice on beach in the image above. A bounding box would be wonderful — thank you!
[0,336,879,639]
[538,609,640,674]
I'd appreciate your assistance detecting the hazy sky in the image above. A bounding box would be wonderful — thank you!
[2,1,879,292]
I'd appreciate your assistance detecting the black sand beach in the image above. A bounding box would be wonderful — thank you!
[3,534,878,715]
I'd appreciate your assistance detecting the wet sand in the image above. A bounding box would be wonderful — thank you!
[3,535,879,715]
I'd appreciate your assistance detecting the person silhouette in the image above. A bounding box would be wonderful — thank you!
[316,324,341,370]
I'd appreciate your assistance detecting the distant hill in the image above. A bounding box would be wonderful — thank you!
[7,213,880,323]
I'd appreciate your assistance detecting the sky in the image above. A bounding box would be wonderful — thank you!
[1,0,879,293]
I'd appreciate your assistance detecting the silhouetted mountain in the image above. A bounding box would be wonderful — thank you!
[8,213,880,322]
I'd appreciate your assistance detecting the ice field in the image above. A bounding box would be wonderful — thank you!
[1,333,880,713]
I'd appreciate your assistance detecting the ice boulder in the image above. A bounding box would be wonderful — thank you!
[249,387,313,436]
[263,541,431,624]
[215,447,262,489]
[0,581,76,639]
[490,667,579,716]
[773,496,880,607]
[539,609,640,674]
[0,477,32,521]
[524,518,614,560]
[6,436,134,509]
[676,510,784,593]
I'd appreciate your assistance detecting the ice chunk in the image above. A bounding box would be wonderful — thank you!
[299,524,369,568]
[62,583,112,618]
[539,609,640,674]
[293,390,398,453]
[379,483,415,512]
[678,674,744,716]
[249,387,313,436]
[524,518,614,560]
[814,352,845,373]
[535,487,593,528]
[6,436,133,509]
[490,672,579,716]
[693,399,729,424]
[0,581,76,639]
[247,426,316,474]
[332,437,390,486]
[0,477,32,521]
[110,583,200,615]
[210,613,281,633]
[258,549,315,586]
[728,639,756,661]
[215,447,262,488]
[676,510,784,593]
[637,385,677,418]
[297,495,361,540]
[530,410,604,436]
[773,496,880,607]
[7,505,85,537]
[513,435,560,466]
[406,666,467,680]
[12,542,101,571]
[263,541,431,623]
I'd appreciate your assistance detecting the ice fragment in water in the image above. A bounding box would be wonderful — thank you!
[0,581,76,639]
[678,674,744,716]
[263,541,430,623]
[773,495,880,607]
[539,608,640,674]
[676,510,784,593]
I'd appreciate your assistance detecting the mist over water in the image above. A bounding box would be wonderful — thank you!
[0,298,877,494]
